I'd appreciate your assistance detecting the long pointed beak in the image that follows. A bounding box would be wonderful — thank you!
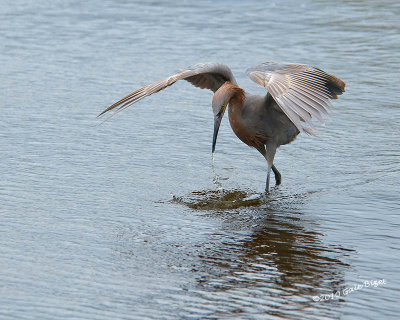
[212,105,226,153]
[212,115,221,153]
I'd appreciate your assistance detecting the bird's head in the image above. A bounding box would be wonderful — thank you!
[211,82,244,153]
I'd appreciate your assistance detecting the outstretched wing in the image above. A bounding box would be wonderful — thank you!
[246,62,345,134]
[98,63,237,117]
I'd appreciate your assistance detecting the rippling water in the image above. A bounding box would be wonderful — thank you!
[1,0,399,319]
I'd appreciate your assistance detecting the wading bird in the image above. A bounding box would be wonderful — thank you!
[99,62,345,192]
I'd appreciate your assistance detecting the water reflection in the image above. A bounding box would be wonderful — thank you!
[173,189,264,210]
[176,189,353,318]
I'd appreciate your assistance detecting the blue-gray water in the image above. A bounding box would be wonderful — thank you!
[1,1,399,319]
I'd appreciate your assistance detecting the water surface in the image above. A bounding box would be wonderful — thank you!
[1,0,399,319]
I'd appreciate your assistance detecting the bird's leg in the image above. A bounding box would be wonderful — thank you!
[272,165,281,185]
[264,145,277,193]
[266,166,272,193]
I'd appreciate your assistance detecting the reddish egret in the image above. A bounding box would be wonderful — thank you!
[99,62,345,192]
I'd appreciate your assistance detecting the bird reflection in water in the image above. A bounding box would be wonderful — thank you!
[174,190,353,318]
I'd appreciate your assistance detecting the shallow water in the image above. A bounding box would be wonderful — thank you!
[1,0,399,319]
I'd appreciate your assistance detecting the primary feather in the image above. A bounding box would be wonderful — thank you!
[97,63,236,117]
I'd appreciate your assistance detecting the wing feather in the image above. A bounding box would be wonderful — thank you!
[246,62,345,133]
[290,86,331,114]
[98,63,237,117]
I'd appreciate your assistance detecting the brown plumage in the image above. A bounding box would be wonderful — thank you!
[98,62,345,192]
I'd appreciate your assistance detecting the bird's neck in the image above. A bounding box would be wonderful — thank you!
[227,87,246,129]
[224,83,245,108]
